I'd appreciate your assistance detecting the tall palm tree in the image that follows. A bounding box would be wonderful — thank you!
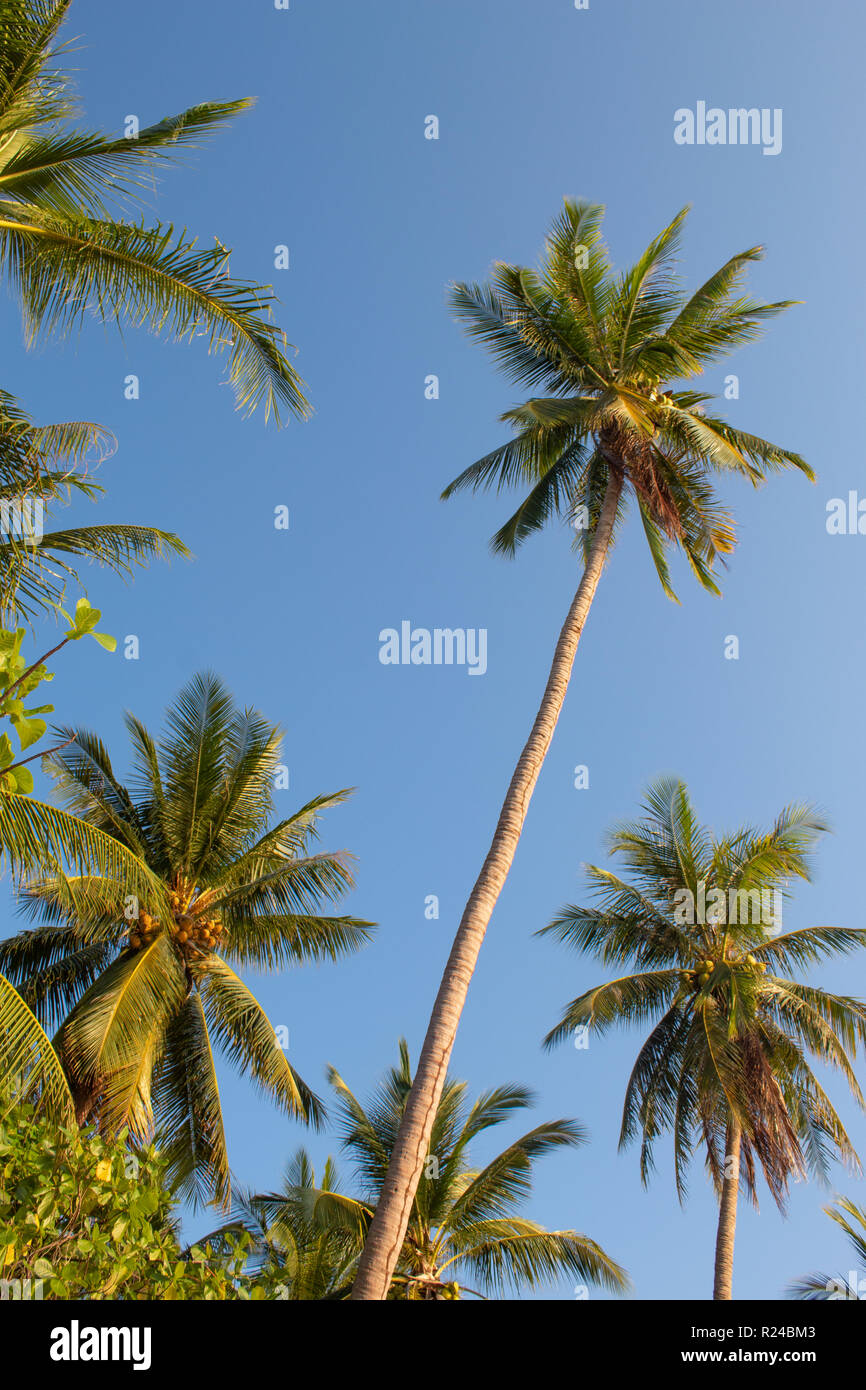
[353,200,813,1297]
[788,1197,866,1300]
[0,0,308,422]
[540,777,866,1300]
[0,389,188,620]
[0,672,374,1206]
[243,1040,629,1300]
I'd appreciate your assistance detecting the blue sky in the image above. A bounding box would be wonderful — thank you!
[3,0,865,1299]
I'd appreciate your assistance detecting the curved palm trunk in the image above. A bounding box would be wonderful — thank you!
[351,472,623,1300]
[712,1118,741,1300]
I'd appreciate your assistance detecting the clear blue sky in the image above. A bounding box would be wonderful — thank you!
[3,0,865,1300]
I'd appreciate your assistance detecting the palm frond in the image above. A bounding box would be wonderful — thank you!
[0,206,308,422]
[198,955,323,1126]
[153,992,231,1209]
[0,967,74,1118]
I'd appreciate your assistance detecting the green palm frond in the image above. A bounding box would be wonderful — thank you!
[0,922,115,1029]
[0,205,306,423]
[221,789,355,877]
[0,101,256,217]
[156,671,239,869]
[153,992,230,1210]
[446,1119,586,1228]
[0,2,76,121]
[752,927,866,973]
[222,913,374,970]
[56,933,187,1136]
[0,788,163,904]
[0,388,189,619]
[247,1162,371,1247]
[0,523,189,620]
[0,967,73,1118]
[788,1198,866,1300]
[544,969,682,1049]
[214,853,358,921]
[0,3,308,421]
[42,727,149,850]
[763,980,866,1088]
[441,1219,628,1298]
[0,383,190,617]
[197,955,323,1127]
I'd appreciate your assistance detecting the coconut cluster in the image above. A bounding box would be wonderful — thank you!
[744,954,768,973]
[687,958,716,990]
[685,954,767,991]
[127,892,226,956]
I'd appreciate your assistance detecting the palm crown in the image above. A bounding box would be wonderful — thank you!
[542,778,866,1208]
[444,201,810,595]
[271,1040,629,1299]
[0,0,308,422]
[0,672,374,1205]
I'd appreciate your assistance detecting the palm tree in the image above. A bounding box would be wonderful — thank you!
[243,1040,629,1300]
[788,1197,866,1300]
[540,777,866,1300]
[0,0,308,422]
[0,671,374,1206]
[0,389,188,620]
[353,200,813,1297]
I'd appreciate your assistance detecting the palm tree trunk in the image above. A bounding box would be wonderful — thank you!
[72,1079,97,1128]
[712,1117,741,1300]
[351,471,623,1300]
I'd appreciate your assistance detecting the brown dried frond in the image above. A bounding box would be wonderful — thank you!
[738,1032,806,1211]
[598,421,682,539]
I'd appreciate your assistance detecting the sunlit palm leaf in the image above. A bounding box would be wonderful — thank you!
[0,967,73,1118]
